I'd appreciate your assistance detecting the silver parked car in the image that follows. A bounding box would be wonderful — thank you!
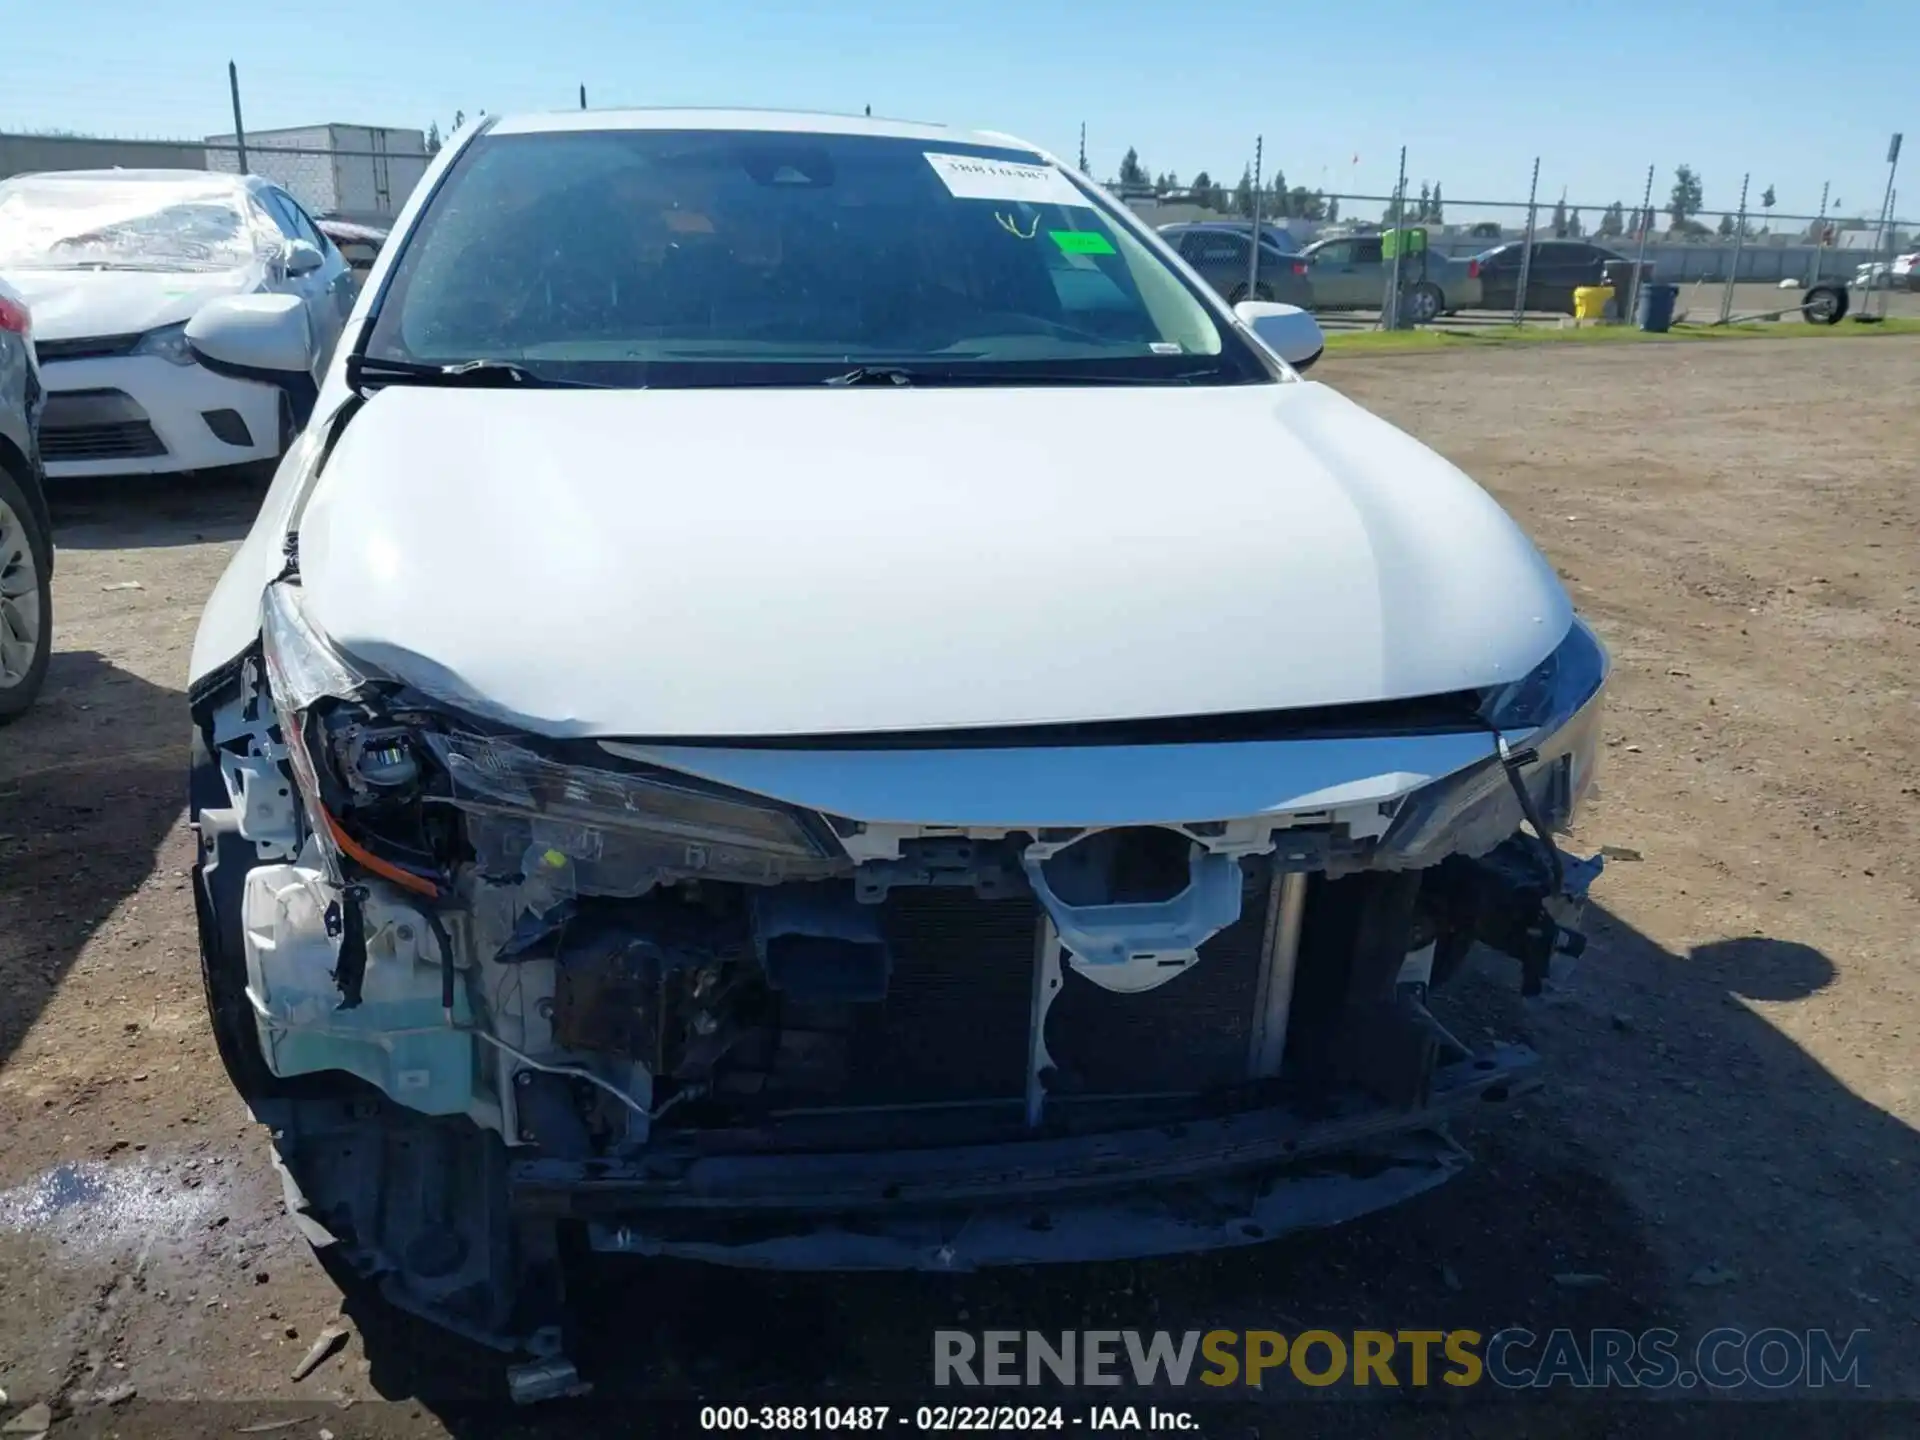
[0,274,52,721]
[1301,232,1483,322]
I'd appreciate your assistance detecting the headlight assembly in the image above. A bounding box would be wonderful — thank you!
[257,580,845,899]
[1377,617,1609,867]
[133,321,196,367]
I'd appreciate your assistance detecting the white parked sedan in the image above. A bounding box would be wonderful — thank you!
[183,109,1607,1398]
[0,169,352,478]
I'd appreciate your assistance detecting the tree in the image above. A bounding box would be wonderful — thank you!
[1232,165,1254,219]
[1429,182,1444,224]
[1415,182,1431,222]
[1550,197,1569,238]
[1567,207,1584,237]
[1286,186,1325,221]
[453,109,467,131]
[1118,147,1147,186]
[1190,169,1213,198]
[425,121,442,156]
[1668,164,1704,229]
[1266,169,1288,216]
[1470,220,1502,239]
[1325,195,1340,222]
[1716,212,1736,237]
[1761,184,1776,211]
[1598,201,1625,238]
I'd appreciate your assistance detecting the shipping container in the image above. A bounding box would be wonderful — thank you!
[204,122,429,222]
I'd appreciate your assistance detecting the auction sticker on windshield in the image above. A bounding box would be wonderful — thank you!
[924,152,1087,207]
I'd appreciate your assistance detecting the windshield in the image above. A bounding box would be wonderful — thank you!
[0,176,275,273]
[364,127,1276,387]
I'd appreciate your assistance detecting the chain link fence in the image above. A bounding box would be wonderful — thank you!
[0,128,431,225]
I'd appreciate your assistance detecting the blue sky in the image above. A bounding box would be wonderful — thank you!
[2,0,1910,223]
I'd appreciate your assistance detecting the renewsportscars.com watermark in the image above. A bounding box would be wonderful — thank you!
[934,1328,1871,1391]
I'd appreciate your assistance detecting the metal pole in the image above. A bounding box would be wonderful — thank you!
[1869,135,1901,319]
[1627,163,1655,326]
[1247,135,1263,299]
[579,85,587,110]
[1381,145,1407,329]
[227,61,248,175]
[1809,181,1829,286]
[1078,123,1087,173]
[1512,157,1540,327]
[1719,173,1749,322]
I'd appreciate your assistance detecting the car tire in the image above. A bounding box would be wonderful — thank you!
[1406,283,1444,325]
[0,461,53,724]
[1226,282,1275,305]
[1803,283,1849,325]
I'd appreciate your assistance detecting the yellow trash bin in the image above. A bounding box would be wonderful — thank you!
[1573,285,1615,321]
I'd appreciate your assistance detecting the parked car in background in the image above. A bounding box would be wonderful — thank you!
[1472,239,1629,315]
[186,108,1605,1394]
[1299,232,1481,322]
[1852,255,1918,291]
[1160,223,1314,306]
[0,170,354,479]
[0,275,52,721]
[315,217,389,277]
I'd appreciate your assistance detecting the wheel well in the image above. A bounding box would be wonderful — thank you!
[0,432,52,573]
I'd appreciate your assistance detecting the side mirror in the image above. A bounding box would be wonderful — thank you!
[187,294,318,426]
[284,239,325,277]
[1234,300,1325,373]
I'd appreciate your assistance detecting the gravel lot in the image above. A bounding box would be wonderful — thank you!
[2,336,1917,1436]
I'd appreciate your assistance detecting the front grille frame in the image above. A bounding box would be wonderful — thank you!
[34,333,142,363]
[40,420,168,462]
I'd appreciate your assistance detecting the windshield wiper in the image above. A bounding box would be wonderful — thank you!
[824,365,1225,388]
[823,366,916,387]
[346,355,610,393]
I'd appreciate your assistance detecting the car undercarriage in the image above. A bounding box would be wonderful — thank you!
[188,578,1605,1400]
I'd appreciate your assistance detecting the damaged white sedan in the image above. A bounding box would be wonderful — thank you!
[185,109,1607,1398]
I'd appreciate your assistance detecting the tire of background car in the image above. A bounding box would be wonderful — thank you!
[1225,282,1275,304]
[189,723,297,1097]
[1802,283,1849,325]
[0,460,53,724]
[1407,283,1444,325]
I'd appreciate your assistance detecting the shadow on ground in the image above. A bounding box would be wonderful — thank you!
[47,471,261,551]
[295,895,1920,1431]
[0,652,186,1070]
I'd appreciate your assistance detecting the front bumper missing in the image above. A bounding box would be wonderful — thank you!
[507,1044,1537,1267]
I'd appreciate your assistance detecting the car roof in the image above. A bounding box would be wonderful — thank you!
[486,107,1051,158]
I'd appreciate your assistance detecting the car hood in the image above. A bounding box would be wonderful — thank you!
[297,380,1570,738]
[3,265,260,342]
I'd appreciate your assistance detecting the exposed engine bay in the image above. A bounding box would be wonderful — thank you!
[189,576,1606,1391]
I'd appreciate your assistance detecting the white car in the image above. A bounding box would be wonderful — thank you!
[0,169,353,479]
[184,109,1607,1396]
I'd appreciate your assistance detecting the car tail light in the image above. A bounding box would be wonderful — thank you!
[0,296,28,336]
[1293,261,1307,275]
[1468,259,1481,279]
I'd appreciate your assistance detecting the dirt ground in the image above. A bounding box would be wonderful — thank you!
[2,336,1917,1437]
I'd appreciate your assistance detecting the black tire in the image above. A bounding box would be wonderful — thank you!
[1226,282,1275,305]
[0,461,53,724]
[1803,283,1849,325]
[1406,282,1445,325]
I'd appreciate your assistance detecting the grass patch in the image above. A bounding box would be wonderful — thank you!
[1321,315,1920,356]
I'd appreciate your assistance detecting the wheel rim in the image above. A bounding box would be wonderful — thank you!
[0,496,42,690]
[1807,292,1837,321]
[1409,289,1440,322]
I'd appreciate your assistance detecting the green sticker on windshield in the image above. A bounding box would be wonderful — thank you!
[1050,229,1115,256]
